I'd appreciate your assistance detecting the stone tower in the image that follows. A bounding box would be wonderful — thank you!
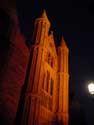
[20,10,69,125]
[21,10,51,125]
[0,1,69,123]
[57,37,69,125]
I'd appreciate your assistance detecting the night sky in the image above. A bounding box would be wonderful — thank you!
[14,0,94,124]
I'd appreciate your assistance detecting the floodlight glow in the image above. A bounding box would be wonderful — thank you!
[88,83,94,95]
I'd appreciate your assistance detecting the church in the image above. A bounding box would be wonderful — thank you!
[0,2,69,125]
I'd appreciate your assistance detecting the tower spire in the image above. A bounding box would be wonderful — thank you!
[33,9,50,45]
[41,9,48,19]
[35,9,50,26]
[57,35,69,125]
[59,36,69,51]
[60,36,67,47]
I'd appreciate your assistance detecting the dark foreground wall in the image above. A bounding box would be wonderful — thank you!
[0,33,29,125]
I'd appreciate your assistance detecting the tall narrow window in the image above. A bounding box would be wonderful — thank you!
[47,53,54,67]
[46,71,50,92]
[48,53,51,64]
[50,79,53,95]
[42,73,46,89]
[51,57,53,67]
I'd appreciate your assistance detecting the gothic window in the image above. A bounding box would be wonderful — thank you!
[50,79,53,96]
[46,71,50,92]
[49,97,52,111]
[47,53,54,67]
[41,72,53,111]
[48,53,51,64]
[42,72,46,89]
[42,71,50,92]
[51,57,53,67]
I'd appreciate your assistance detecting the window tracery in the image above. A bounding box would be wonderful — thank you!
[41,71,54,111]
[47,53,54,67]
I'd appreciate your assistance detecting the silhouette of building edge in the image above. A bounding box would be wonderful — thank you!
[0,3,69,125]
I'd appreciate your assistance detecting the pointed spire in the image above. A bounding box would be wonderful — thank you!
[60,36,67,47]
[41,9,48,19]
[40,9,50,25]
[59,36,69,50]
[35,9,50,26]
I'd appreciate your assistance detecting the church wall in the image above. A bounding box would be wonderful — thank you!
[37,33,59,125]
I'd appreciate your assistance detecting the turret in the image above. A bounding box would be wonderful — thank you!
[57,36,69,125]
[58,36,69,73]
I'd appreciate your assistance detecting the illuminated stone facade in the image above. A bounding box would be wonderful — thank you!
[0,2,69,124]
[21,10,69,125]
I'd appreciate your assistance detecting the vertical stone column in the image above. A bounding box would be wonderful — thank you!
[57,37,69,125]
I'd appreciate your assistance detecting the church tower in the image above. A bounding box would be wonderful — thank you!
[21,10,51,125]
[0,1,69,124]
[17,10,69,125]
[57,37,69,125]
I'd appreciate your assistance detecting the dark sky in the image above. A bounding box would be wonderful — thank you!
[16,0,94,124]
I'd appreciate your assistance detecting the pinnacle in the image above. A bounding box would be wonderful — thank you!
[59,36,68,50]
[35,9,50,27]
[41,9,47,18]
[40,9,50,24]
